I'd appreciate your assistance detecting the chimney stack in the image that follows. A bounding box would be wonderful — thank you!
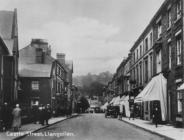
[57,53,65,65]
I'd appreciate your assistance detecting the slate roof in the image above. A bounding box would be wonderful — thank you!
[19,64,52,78]
[0,10,18,55]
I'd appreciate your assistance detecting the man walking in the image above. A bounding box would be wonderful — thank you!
[153,103,159,128]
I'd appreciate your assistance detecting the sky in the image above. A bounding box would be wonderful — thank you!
[0,0,164,76]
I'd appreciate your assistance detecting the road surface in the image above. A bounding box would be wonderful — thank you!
[22,114,165,140]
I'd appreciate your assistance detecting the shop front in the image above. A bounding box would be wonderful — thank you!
[134,73,167,122]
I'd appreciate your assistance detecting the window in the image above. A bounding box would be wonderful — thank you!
[133,68,135,81]
[137,49,139,60]
[140,45,142,56]
[139,62,142,85]
[168,43,172,69]
[150,54,153,77]
[156,50,162,73]
[136,65,139,85]
[177,91,182,115]
[176,0,182,20]
[168,9,172,28]
[157,21,162,39]
[145,38,148,52]
[144,58,148,83]
[150,32,153,47]
[32,81,39,90]
[176,36,182,65]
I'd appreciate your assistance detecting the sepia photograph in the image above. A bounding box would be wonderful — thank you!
[0,0,183,139]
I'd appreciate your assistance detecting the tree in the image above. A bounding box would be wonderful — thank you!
[79,96,90,113]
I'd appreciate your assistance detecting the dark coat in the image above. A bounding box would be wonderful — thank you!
[153,107,159,122]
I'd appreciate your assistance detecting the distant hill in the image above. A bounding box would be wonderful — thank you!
[73,71,113,87]
[73,71,113,98]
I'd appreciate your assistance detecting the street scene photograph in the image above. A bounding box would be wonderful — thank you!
[0,0,184,139]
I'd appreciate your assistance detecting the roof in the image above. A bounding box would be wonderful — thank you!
[0,11,14,39]
[130,0,169,52]
[19,64,52,78]
[0,10,18,54]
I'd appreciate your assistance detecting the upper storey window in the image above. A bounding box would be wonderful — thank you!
[157,20,162,39]
[168,8,172,28]
[176,0,182,20]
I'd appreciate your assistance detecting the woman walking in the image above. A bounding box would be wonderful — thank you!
[12,104,21,131]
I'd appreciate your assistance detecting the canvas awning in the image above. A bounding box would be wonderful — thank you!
[110,97,117,104]
[134,73,167,121]
[113,96,121,106]
[177,83,184,91]
[101,102,109,110]
[119,95,126,102]
[119,96,130,117]
[120,96,129,105]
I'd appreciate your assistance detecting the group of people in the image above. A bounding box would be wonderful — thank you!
[37,104,52,126]
[0,103,52,132]
[1,103,21,132]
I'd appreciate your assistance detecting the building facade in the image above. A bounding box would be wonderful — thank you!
[107,0,184,127]
[18,39,67,115]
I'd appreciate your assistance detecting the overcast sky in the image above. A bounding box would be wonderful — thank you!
[0,0,164,76]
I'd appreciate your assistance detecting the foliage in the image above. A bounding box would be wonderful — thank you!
[79,96,90,112]
[73,71,113,98]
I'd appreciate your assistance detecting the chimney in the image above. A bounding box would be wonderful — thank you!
[57,53,65,65]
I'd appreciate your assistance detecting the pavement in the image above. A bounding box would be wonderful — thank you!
[21,114,165,140]
[0,114,78,140]
[121,117,184,140]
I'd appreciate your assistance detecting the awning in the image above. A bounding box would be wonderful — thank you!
[101,102,109,110]
[177,83,184,91]
[119,95,126,102]
[135,73,167,121]
[119,96,130,117]
[110,97,117,104]
[120,96,129,105]
[113,96,121,106]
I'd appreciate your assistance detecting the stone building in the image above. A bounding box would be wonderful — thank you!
[18,39,67,115]
[108,0,184,127]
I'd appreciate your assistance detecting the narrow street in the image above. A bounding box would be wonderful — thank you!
[22,114,165,140]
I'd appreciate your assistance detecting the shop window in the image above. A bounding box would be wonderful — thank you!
[177,92,182,115]
[32,81,39,90]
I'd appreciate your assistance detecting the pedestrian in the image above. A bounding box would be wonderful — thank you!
[129,105,134,120]
[45,104,51,125]
[32,105,39,124]
[2,102,12,131]
[12,104,21,132]
[39,105,45,125]
[153,103,159,128]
